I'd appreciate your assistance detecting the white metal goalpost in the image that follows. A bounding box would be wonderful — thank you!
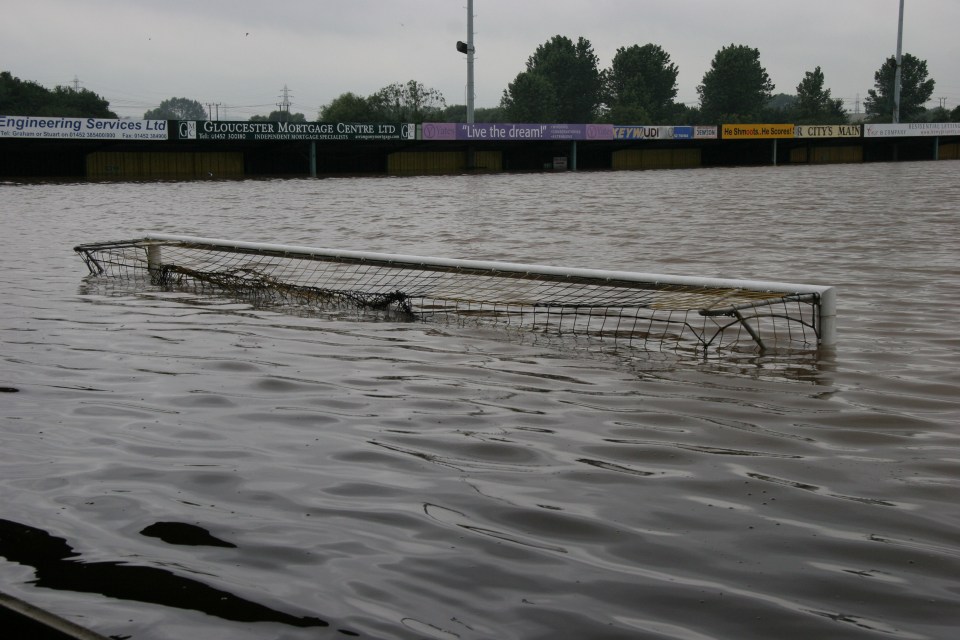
[75,233,836,353]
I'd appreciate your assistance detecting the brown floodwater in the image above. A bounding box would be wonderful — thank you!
[2,162,959,639]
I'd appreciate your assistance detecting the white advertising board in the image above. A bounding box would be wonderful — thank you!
[0,116,168,140]
[864,122,960,138]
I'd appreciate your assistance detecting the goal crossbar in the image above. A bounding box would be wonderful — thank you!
[74,233,836,352]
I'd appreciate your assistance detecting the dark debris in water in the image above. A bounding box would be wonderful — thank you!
[140,521,236,548]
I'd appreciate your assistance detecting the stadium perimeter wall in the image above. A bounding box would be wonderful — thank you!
[3,137,956,179]
[1,117,958,179]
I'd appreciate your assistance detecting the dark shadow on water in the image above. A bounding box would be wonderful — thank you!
[0,518,359,634]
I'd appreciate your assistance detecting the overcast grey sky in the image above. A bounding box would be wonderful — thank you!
[4,0,958,120]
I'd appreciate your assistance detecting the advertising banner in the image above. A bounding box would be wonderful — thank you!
[694,126,718,139]
[864,122,960,138]
[421,123,614,141]
[721,124,794,139]
[176,120,415,141]
[614,126,673,140]
[794,124,861,138]
[672,126,693,140]
[0,116,167,140]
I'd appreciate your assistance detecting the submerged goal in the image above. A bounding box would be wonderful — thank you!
[74,233,836,352]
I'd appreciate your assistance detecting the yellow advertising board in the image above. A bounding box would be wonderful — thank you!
[794,124,862,138]
[721,124,794,139]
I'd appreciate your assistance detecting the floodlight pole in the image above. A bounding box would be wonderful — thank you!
[466,0,475,124]
[893,0,904,123]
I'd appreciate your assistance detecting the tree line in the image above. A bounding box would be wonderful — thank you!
[315,39,951,125]
[0,71,116,118]
[3,38,958,124]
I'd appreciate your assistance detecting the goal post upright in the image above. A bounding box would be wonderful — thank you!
[146,242,162,283]
[818,286,837,348]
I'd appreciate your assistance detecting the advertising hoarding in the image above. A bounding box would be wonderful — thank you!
[0,116,167,140]
[794,124,862,138]
[176,121,415,141]
[721,124,794,139]
[421,123,614,141]
[864,122,960,138]
[694,126,718,139]
[614,126,673,140]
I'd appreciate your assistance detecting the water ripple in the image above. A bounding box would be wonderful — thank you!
[3,165,959,639]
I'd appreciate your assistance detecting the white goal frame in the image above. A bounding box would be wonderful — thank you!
[75,233,836,351]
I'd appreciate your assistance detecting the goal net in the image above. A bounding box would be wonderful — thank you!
[74,233,836,352]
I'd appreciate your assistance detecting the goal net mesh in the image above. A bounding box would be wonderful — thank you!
[74,235,833,352]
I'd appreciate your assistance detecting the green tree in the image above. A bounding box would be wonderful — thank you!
[671,103,701,126]
[50,86,116,118]
[758,93,797,123]
[604,43,678,124]
[864,53,935,123]
[250,110,306,122]
[0,71,46,114]
[501,71,556,122]
[367,80,446,121]
[319,92,376,122]
[921,106,950,123]
[795,66,846,124]
[144,97,207,120]
[501,35,602,122]
[0,71,115,117]
[474,106,504,122]
[697,44,774,122]
[438,104,504,122]
[951,105,960,123]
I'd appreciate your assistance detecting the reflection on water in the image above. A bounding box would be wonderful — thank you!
[0,518,338,631]
[2,163,959,639]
